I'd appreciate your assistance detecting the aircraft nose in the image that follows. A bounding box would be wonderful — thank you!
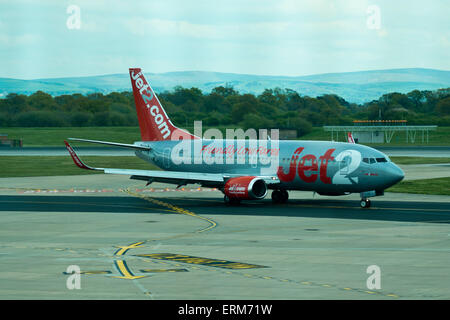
[389,163,405,185]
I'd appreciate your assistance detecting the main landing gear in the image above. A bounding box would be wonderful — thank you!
[224,195,241,206]
[360,198,371,208]
[272,190,289,204]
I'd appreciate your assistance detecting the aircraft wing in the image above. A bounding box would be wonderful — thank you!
[68,138,151,151]
[64,140,279,187]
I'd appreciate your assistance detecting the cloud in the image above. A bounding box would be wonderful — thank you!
[123,17,367,43]
[276,0,370,17]
[124,18,222,38]
[0,0,448,78]
[0,33,40,46]
[441,35,450,48]
[124,17,302,42]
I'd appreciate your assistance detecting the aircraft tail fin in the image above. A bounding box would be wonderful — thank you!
[347,132,355,144]
[129,68,198,141]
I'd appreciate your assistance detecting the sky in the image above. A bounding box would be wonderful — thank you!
[0,0,448,79]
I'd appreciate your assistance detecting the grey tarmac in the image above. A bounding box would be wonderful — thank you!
[0,174,449,299]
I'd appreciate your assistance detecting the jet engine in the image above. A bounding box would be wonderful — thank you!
[223,176,268,200]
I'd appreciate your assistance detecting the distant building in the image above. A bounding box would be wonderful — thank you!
[323,120,437,144]
[0,134,23,147]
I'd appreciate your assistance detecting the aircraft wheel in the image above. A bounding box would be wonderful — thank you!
[360,199,371,208]
[224,195,240,206]
[281,190,289,203]
[272,190,285,204]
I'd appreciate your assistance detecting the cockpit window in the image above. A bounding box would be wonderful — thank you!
[364,157,387,164]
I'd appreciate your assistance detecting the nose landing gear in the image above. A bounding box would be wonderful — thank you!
[360,198,371,208]
[359,190,383,208]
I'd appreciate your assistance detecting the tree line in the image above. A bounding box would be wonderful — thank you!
[0,86,449,136]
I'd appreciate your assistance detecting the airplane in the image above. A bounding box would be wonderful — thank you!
[64,68,404,208]
[347,132,355,144]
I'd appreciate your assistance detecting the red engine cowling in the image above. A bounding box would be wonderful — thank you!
[224,176,268,200]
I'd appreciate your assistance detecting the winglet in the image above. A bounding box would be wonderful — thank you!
[64,140,99,171]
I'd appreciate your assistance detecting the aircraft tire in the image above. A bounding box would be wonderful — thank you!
[281,190,289,203]
[272,190,284,204]
[360,199,371,208]
[224,195,240,206]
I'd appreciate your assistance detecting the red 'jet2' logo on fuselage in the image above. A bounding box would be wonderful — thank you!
[277,147,335,184]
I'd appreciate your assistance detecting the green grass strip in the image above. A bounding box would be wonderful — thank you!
[387,177,450,196]
[0,156,158,178]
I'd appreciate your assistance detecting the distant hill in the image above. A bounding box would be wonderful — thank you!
[1,68,449,104]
